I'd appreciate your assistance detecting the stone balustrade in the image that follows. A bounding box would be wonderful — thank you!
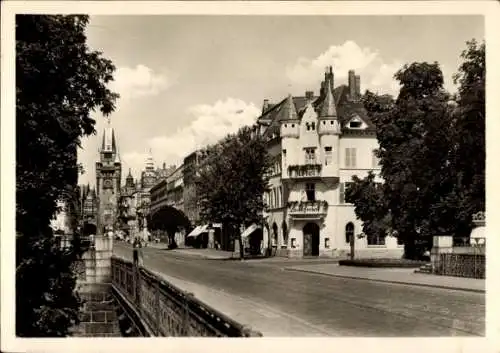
[111,257,262,337]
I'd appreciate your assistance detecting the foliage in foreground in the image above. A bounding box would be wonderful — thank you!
[16,15,118,336]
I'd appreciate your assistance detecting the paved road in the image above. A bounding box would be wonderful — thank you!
[114,242,485,337]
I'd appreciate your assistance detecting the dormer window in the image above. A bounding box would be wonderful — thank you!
[349,121,362,128]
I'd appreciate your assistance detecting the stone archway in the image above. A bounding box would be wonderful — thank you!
[272,222,278,246]
[303,222,320,257]
[282,221,288,247]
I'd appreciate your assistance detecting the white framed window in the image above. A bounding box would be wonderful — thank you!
[324,146,333,166]
[305,183,316,201]
[304,148,316,164]
[345,148,357,168]
[345,223,354,243]
[339,182,353,204]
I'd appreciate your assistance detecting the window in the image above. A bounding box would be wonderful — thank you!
[305,122,316,131]
[372,150,380,168]
[282,149,287,167]
[367,234,386,246]
[345,148,357,168]
[339,182,352,204]
[324,146,333,166]
[304,148,316,164]
[345,223,354,243]
[305,183,316,201]
[349,121,362,128]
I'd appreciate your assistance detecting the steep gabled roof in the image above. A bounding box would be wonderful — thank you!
[257,81,376,138]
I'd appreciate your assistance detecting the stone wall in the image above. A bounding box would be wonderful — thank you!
[72,236,121,336]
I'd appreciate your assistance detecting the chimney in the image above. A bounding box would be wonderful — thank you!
[327,66,334,93]
[348,70,356,99]
[355,75,361,98]
[262,99,270,114]
[163,162,166,169]
[305,91,314,100]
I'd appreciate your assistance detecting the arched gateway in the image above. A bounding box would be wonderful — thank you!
[303,222,320,257]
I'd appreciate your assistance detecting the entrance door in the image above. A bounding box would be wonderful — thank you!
[303,222,320,257]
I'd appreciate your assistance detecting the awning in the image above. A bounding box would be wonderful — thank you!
[240,223,261,238]
[187,225,209,238]
[471,226,485,239]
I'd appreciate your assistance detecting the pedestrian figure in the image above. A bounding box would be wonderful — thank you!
[133,238,140,266]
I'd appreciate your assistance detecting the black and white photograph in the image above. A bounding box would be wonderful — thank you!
[1,1,498,352]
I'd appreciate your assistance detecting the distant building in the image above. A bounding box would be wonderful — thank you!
[256,66,403,258]
[183,150,202,225]
[95,119,122,235]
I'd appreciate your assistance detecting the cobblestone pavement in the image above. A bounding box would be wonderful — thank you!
[114,242,485,337]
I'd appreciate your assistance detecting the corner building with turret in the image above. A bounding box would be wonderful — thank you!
[257,67,403,258]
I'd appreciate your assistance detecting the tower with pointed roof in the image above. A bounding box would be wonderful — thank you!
[318,67,341,177]
[279,94,300,171]
[141,149,157,190]
[95,118,122,234]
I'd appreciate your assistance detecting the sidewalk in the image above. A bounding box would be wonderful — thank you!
[171,247,236,260]
[285,263,485,293]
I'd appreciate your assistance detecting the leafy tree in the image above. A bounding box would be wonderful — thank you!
[351,62,453,259]
[349,40,485,258]
[16,15,118,336]
[448,39,485,237]
[345,172,391,243]
[147,206,191,249]
[197,126,272,258]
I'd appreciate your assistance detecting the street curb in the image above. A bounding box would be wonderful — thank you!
[284,268,486,294]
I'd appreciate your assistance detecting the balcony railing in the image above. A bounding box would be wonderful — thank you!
[287,163,322,179]
[287,200,328,218]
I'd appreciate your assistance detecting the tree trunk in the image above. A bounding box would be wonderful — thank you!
[403,233,417,259]
[239,234,245,260]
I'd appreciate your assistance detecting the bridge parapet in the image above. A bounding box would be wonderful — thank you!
[111,257,262,337]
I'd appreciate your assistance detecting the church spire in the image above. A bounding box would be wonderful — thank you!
[101,117,117,153]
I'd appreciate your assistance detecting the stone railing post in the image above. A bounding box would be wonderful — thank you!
[430,235,453,274]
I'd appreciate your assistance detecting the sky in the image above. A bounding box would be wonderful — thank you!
[78,15,484,187]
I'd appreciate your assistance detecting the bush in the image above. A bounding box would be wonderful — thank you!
[338,258,427,268]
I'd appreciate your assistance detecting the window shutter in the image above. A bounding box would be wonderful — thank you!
[351,148,357,168]
[339,183,345,204]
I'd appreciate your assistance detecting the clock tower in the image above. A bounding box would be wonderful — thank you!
[95,118,122,235]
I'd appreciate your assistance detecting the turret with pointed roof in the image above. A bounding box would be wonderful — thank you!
[318,67,338,120]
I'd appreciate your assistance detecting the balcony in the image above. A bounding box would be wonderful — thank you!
[288,200,328,220]
[286,163,322,179]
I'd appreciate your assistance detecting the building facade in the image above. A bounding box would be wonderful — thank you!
[183,150,202,226]
[257,67,403,258]
[95,120,122,235]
